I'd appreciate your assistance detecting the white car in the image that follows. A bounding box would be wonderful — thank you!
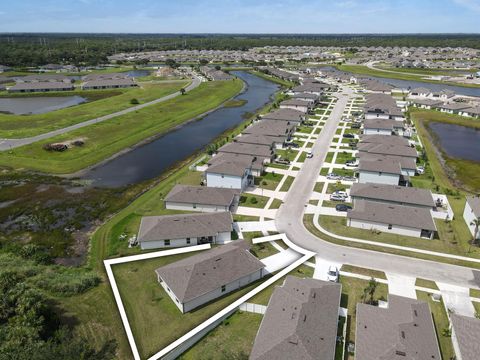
[330,193,346,201]
[333,190,348,198]
[416,166,425,175]
[327,266,339,282]
[306,152,313,158]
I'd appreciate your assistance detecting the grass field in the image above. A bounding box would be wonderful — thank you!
[0,80,243,173]
[239,194,270,209]
[0,81,189,138]
[179,311,262,360]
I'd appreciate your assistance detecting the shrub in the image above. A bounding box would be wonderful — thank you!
[130,98,139,105]
[250,197,258,204]
[35,271,101,296]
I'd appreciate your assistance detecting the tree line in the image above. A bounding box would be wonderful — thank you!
[1,33,479,67]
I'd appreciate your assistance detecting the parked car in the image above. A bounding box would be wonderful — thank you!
[351,123,361,129]
[342,176,357,182]
[343,133,355,139]
[345,159,359,167]
[326,173,342,180]
[288,142,299,148]
[336,204,352,212]
[330,193,346,201]
[306,152,313,158]
[333,190,348,198]
[327,266,339,282]
[416,166,425,175]
[276,158,290,165]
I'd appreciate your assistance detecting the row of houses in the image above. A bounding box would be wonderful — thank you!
[199,66,233,81]
[6,72,138,93]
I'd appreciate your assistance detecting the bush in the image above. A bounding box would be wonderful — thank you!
[43,143,68,152]
[130,98,139,105]
[35,271,101,296]
[250,197,258,204]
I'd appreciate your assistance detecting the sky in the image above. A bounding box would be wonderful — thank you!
[0,0,479,33]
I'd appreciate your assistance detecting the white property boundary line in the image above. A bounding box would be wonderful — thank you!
[105,235,314,360]
[104,244,212,360]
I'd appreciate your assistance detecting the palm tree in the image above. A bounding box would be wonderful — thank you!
[471,218,480,245]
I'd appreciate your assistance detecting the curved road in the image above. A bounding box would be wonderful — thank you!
[276,86,480,289]
[0,76,202,151]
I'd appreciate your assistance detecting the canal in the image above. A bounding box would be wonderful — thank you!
[82,71,280,187]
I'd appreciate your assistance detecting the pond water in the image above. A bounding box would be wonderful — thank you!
[429,122,480,162]
[0,95,86,115]
[125,69,150,77]
[322,66,480,97]
[82,71,280,187]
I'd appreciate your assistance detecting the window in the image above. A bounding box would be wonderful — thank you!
[164,239,170,246]
[193,204,197,209]
[186,238,191,244]
[221,174,224,178]
[221,285,226,293]
[388,224,393,230]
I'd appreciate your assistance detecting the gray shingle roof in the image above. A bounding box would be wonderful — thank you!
[138,212,233,243]
[451,314,480,360]
[358,152,417,171]
[350,183,435,208]
[165,185,239,207]
[243,120,294,137]
[466,196,480,217]
[262,108,306,122]
[358,143,418,158]
[207,152,264,171]
[358,158,402,174]
[347,199,437,231]
[217,142,273,158]
[250,276,341,360]
[8,82,74,91]
[234,134,280,147]
[355,295,441,360]
[364,119,402,131]
[155,241,265,303]
[360,134,410,147]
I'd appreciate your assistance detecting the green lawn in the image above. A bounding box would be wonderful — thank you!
[314,182,325,193]
[256,172,283,191]
[415,278,439,290]
[269,198,283,209]
[180,311,262,360]
[327,182,350,194]
[416,291,455,360]
[297,151,307,163]
[340,264,386,279]
[276,149,299,162]
[0,81,189,138]
[322,200,352,208]
[325,152,335,163]
[335,151,354,164]
[239,194,270,209]
[113,253,266,359]
[279,175,295,192]
[0,80,243,173]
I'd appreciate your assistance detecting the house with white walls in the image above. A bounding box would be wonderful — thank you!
[165,185,239,213]
[463,196,480,241]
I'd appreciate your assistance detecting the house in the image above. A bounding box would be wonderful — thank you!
[208,152,265,177]
[0,65,12,73]
[14,74,72,83]
[358,158,402,186]
[434,102,471,115]
[137,211,233,250]
[279,99,313,114]
[7,82,75,93]
[459,107,480,118]
[291,83,327,96]
[217,142,274,162]
[234,133,283,149]
[430,89,455,100]
[291,92,319,104]
[243,120,295,140]
[451,314,480,360]
[355,295,441,360]
[249,276,341,360]
[410,99,443,110]
[347,200,437,238]
[360,79,395,94]
[363,119,404,136]
[364,93,404,121]
[359,134,411,147]
[357,143,418,170]
[463,196,480,241]
[205,159,253,191]
[350,183,435,209]
[409,87,431,98]
[165,185,239,213]
[358,152,417,177]
[81,78,137,90]
[261,108,306,124]
[155,241,265,313]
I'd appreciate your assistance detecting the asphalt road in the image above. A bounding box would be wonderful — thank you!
[275,86,480,289]
[0,76,202,151]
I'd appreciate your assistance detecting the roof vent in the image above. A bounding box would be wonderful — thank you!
[395,351,406,357]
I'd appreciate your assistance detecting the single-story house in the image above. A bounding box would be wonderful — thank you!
[430,89,455,100]
[355,295,441,360]
[14,74,72,83]
[243,120,295,139]
[137,211,233,250]
[261,108,306,124]
[350,183,435,209]
[279,99,313,113]
[360,134,411,147]
[358,152,417,177]
[208,152,265,177]
[234,133,283,149]
[360,79,395,94]
[434,102,471,115]
[357,142,418,160]
[0,65,11,73]
[459,107,480,118]
[7,81,74,93]
[409,87,431,98]
[358,158,402,186]
[291,92,319,104]
[463,196,480,241]
[451,313,480,360]
[363,119,404,136]
[347,199,437,239]
[250,276,341,360]
[364,93,404,121]
[217,142,274,162]
[205,159,253,191]
[81,78,137,90]
[292,84,326,96]
[155,241,265,312]
[165,185,239,213]
[410,99,443,110]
